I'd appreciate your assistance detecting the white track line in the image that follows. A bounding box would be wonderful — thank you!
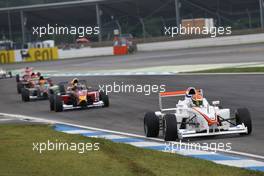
[126,141,165,147]
[97,134,128,140]
[178,150,216,156]
[178,72,264,75]
[214,160,264,167]
[1,112,264,160]
[61,130,94,134]
[0,118,13,121]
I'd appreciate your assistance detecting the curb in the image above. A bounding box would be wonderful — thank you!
[54,123,264,172]
[1,112,264,172]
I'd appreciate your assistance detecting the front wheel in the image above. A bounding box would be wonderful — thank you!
[21,88,30,102]
[164,114,178,141]
[17,82,23,94]
[99,91,109,107]
[144,112,159,137]
[16,74,20,82]
[54,95,63,112]
[49,95,55,111]
[236,108,252,135]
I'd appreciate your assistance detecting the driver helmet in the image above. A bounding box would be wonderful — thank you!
[39,76,46,85]
[185,87,196,98]
[192,92,203,106]
[39,76,44,81]
[71,78,79,86]
[25,67,31,75]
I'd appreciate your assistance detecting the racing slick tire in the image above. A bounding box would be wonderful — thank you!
[21,88,30,102]
[59,84,66,95]
[49,95,55,111]
[16,74,20,82]
[164,114,178,141]
[236,108,252,135]
[17,82,23,94]
[99,91,109,107]
[144,112,159,137]
[8,72,12,78]
[54,95,63,112]
[43,92,49,100]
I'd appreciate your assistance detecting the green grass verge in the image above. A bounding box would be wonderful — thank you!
[0,124,262,176]
[191,67,264,73]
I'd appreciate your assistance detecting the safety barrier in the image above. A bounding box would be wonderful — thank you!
[0,50,15,64]
[58,46,112,59]
[59,33,264,59]
[0,47,58,64]
[1,33,264,64]
[137,33,264,51]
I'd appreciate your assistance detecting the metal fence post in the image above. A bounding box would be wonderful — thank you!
[175,0,180,27]
[20,10,25,48]
[96,3,102,42]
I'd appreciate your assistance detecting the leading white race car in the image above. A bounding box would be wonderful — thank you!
[144,87,252,141]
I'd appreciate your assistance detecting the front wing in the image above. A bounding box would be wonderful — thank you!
[178,124,248,139]
[62,101,105,110]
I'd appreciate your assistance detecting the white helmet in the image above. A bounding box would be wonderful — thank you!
[185,87,196,98]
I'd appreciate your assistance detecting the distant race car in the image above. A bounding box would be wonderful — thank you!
[21,76,54,102]
[49,80,109,112]
[0,68,12,79]
[144,87,252,141]
[16,67,41,94]
[16,67,33,83]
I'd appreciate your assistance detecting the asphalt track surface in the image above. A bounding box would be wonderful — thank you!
[2,43,264,72]
[0,74,264,156]
[1,43,264,157]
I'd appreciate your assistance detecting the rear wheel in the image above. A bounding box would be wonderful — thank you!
[144,112,159,137]
[59,84,66,95]
[43,92,48,99]
[21,88,30,102]
[54,95,63,112]
[164,114,178,141]
[236,108,252,135]
[99,91,109,107]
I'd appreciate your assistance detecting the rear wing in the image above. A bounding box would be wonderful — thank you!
[159,91,186,112]
[58,80,88,88]
[159,89,203,111]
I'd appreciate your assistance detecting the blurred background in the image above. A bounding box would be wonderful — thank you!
[0,0,264,49]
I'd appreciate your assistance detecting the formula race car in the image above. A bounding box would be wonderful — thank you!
[49,80,109,112]
[16,67,41,94]
[144,87,252,141]
[0,68,12,79]
[21,76,54,102]
[16,67,33,82]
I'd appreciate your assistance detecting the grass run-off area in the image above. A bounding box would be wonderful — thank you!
[0,124,262,176]
[192,67,264,73]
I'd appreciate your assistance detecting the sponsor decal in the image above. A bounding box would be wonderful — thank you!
[0,50,15,64]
